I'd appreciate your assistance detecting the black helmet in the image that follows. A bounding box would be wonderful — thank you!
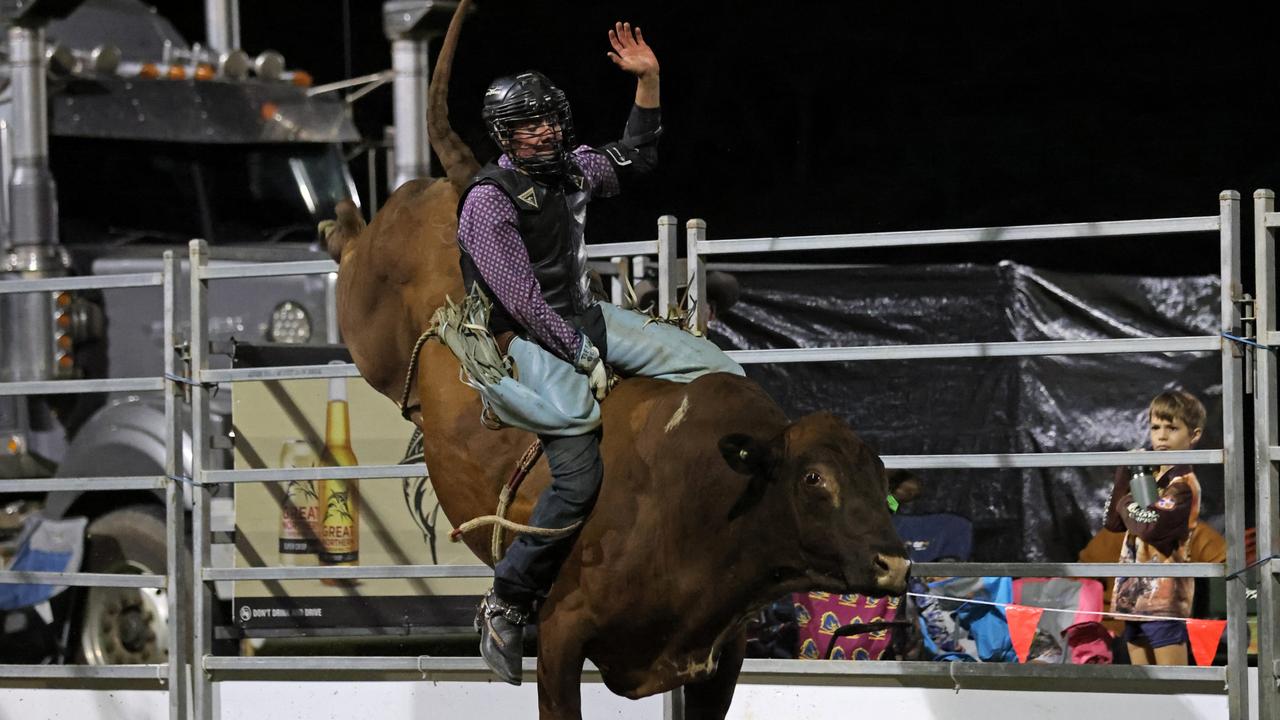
[482,71,576,180]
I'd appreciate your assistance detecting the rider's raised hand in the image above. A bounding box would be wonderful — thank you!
[607,22,659,79]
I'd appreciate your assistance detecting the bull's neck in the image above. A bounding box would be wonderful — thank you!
[674,487,810,650]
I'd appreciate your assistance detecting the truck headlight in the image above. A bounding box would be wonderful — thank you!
[268,301,311,344]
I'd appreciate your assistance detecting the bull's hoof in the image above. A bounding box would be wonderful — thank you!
[476,590,528,685]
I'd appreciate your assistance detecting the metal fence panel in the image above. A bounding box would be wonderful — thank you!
[685,196,1249,718]
[0,255,182,716]
[179,201,1252,718]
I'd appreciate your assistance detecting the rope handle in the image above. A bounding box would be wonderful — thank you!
[399,328,439,420]
[451,516,583,543]
[487,441,544,562]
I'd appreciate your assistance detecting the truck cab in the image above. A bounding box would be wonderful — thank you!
[0,0,361,664]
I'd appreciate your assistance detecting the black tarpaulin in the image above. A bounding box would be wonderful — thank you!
[710,261,1221,563]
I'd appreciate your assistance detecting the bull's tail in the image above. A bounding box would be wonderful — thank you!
[319,198,366,263]
[429,0,481,195]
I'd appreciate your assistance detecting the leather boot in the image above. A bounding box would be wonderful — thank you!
[475,588,531,685]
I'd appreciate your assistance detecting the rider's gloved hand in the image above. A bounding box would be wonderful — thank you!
[574,333,610,402]
[587,358,609,402]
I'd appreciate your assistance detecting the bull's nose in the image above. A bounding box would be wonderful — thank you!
[873,553,910,594]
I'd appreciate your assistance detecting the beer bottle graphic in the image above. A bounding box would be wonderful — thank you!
[277,440,321,566]
[319,369,359,580]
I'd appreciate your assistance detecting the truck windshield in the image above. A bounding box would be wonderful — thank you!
[53,138,354,245]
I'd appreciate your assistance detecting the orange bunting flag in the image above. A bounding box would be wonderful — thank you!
[1004,604,1044,663]
[1185,618,1227,667]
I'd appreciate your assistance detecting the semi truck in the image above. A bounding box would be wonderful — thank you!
[0,0,368,664]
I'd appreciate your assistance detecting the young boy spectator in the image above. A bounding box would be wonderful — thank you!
[1105,390,1206,665]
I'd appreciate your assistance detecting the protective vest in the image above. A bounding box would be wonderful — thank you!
[458,162,592,337]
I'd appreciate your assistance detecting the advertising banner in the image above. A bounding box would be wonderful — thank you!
[232,375,487,633]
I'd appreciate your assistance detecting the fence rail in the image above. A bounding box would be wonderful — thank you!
[725,336,1221,364]
[197,656,1227,695]
[0,271,163,293]
[0,475,168,492]
[200,363,361,383]
[203,564,490,582]
[201,463,426,485]
[693,216,1221,255]
[198,260,337,280]
[0,571,166,588]
[882,449,1221,469]
[0,664,168,680]
[0,377,165,396]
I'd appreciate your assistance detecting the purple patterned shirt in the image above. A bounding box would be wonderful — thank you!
[457,146,621,363]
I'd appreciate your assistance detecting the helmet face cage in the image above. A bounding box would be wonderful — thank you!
[483,74,577,179]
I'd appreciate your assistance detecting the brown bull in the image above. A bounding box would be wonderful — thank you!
[326,2,909,717]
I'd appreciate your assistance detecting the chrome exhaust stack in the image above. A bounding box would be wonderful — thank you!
[0,3,85,382]
[383,1,457,189]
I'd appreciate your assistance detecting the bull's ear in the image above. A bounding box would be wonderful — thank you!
[719,434,773,476]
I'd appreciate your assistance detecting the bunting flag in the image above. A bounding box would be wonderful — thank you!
[909,591,1228,666]
[1003,604,1044,663]
[1185,618,1228,667]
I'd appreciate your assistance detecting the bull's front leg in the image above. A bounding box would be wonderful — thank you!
[681,632,746,720]
[536,612,587,720]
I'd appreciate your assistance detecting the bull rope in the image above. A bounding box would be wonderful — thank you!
[398,327,438,421]
[448,439,584,565]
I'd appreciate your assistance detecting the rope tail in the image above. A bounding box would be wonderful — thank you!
[450,516,584,545]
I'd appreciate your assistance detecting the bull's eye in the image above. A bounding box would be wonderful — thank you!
[803,471,823,486]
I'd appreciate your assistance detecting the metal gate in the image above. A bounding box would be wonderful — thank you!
[0,253,187,719]
[183,222,678,720]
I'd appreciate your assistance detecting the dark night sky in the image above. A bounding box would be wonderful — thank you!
[151,1,1280,277]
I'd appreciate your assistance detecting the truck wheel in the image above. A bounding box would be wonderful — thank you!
[75,505,173,665]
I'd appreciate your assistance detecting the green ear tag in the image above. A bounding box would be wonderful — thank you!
[887,494,899,513]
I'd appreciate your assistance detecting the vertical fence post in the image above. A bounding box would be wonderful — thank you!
[663,689,685,720]
[1219,191,1248,720]
[162,251,188,720]
[657,215,679,317]
[609,256,628,306]
[189,239,216,720]
[1255,189,1279,719]
[686,219,708,333]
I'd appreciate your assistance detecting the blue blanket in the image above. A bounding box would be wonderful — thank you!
[0,515,87,611]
